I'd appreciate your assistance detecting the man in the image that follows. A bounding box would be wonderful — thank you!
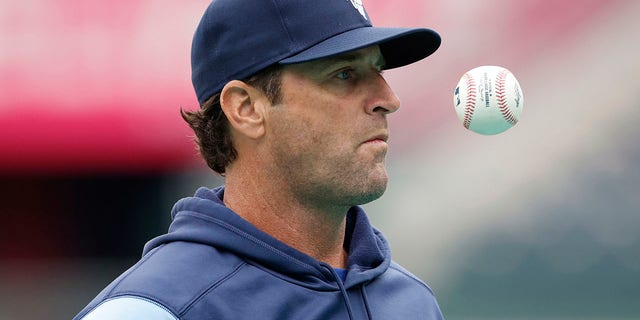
[74,0,443,319]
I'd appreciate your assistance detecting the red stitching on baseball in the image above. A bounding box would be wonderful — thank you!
[496,69,518,125]
[463,73,476,129]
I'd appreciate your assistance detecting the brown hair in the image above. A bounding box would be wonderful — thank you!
[181,64,283,175]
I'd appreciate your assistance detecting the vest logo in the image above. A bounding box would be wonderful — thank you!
[349,0,367,20]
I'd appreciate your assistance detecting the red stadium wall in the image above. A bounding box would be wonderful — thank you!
[0,0,616,174]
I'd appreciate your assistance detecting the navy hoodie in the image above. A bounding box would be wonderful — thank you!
[74,187,444,319]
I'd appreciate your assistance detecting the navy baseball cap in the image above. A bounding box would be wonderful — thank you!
[191,0,441,105]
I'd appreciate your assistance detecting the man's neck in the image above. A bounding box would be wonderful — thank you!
[222,172,349,268]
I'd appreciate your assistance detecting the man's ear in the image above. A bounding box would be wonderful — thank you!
[220,80,266,140]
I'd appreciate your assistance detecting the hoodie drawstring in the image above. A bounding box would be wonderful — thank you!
[361,285,373,320]
[322,264,354,320]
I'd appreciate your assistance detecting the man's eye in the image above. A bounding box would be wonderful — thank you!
[336,69,353,80]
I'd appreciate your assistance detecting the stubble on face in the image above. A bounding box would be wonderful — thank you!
[270,115,389,211]
[264,57,391,212]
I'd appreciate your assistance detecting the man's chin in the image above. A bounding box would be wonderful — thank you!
[349,179,388,206]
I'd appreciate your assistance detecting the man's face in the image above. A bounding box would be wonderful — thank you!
[264,45,401,210]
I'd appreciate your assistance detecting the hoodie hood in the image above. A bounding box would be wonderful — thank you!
[143,186,391,290]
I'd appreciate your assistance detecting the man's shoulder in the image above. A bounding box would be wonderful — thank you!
[383,260,437,296]
[364,261,444,319]
[113,241,246,298]
[76,241,247,319]
[132,240,245,279]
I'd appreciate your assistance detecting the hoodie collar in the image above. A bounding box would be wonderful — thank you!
[143,186,391,289]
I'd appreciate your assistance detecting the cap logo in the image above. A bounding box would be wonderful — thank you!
[349,0,367,20]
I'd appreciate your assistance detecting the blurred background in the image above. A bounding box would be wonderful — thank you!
[1,0,639,319]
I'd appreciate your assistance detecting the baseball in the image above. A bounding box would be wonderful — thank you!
[453,66,524,135]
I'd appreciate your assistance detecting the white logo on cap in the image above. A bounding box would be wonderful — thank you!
[349,0,367,20]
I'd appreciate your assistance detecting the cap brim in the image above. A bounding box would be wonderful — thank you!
[279,27,441,69]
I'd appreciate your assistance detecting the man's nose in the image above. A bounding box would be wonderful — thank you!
[365,73,401,115]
